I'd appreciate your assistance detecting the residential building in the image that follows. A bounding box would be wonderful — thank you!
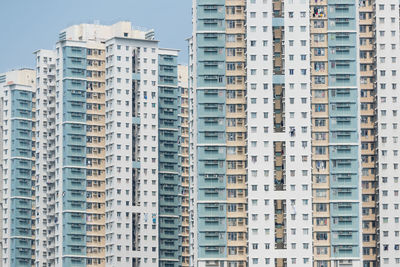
[0,69,36,267]
[33,22,181,267]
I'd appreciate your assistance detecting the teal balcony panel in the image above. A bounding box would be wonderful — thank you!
[329,145,358,159]
[12,219,32,229]
[159,152,178,164]
[197,19,225,32]
[330,174,358,188]
[328,48,357,62]
[64,224,86,235]
[64,91,86,102]
[329,118,358,133]
[198,188,226,201]
[329,131,358,143]
[13,249,32,260]
[13,208,32,219]
[64,146,86,157]
[11,90,33,101]
[197,48,225,62]
[197,62,225,76]
[198,178,226,190]
[159,229,180,240]
[159,163,178,173]
[63,112,86,123]
[330,188,359,201]
[132,161,141,169]
[64,57,86,69]
[159,97,178,108]
[63,46,86,58]
[328,32,357,47]
[197,131,226,144]
[327,61,357,75]
[331,216,359,231]
[63,80,86,91]
[273,75,284,84]
[330,159,358,174]
[159,66,177,77]
[197,33,225,48]
[64,134,85,146]
[63,168,86,180]
[197,6,225,20]
[63,124,86,135]
[159,131,178,142]
[198,218,226,232]
[272,18,284,26]
[12,239,32,249]
[197,89,225,104]
[159,196,179,206]
[132,116,141,125]
[159,240,180,251]
[329,75,357,87]
[11,198,31,210]
[159,55,177,66]
[329,5,356,19]
[11,109,33,119]
[159,141,178,152]
[197,119,225,132]
[11,189,31,198]
[331,245,359,258]
[63,68,86,79]
[330,202,359,216]
[132,73,141,80]
[63,213,85,224]
[63,179,86,191]
[328,18,356,31]
[197,0,225,5]
[198,246,227,259]
[64,101,86,113]
[197,75,225,87]
[197,203,226,215]
[198,146,226,160]
[198,233,227,247]
[62,257,86,266]
[328,0,355,5]
[63,200,86,211]
[63,156,86,167]
[64,190,86,202]
[329,88,357,101]
[198,102,225,117]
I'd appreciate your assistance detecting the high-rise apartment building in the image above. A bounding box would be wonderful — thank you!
[0,69,36,267]
[178,65,190,267]
[31,22,180,267]
[189,1,400,267]
[1,2,400,267]
[375,1,400,266]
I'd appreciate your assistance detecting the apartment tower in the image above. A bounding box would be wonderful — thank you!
[0,69,36,267]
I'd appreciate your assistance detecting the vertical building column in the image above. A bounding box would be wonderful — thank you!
[327,1,361,265]
[225,0,247,266]
[311,1,330,266]
[158,51,181,267]
[358,1,378,266]
[85,46,106,267]
[375,1,400,266]
[60,45,87,266]
[178,65,190,267]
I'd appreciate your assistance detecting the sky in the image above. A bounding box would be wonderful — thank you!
[0,0,192,73]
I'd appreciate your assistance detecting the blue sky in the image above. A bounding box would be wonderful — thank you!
[0,0,192,72]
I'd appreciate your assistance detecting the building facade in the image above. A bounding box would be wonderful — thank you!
[1,2,400,267]
[32,22,180,267]
[0,69,36,267]
[189,1,399,267]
